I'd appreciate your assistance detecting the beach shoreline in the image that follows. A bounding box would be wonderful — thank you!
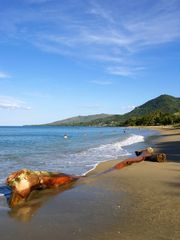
[83,126,180,239]
[0,126,179,240]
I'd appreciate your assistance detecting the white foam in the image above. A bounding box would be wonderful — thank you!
[76,134,144,158]
[82,163,99,176]
[76,134,145,175]
[115,134,144,147]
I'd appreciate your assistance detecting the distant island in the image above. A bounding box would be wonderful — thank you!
[42,94,180,127]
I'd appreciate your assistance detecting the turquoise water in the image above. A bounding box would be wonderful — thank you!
[0,126,157,184]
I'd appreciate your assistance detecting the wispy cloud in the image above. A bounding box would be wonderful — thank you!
[0,0,180,76]
[90,80,112,85]
[120,105,136,111]
[88,1,115,23]
[0,96,31,110]
[107,66,145,77]
[120,105,136,113]
[0,71,10,78]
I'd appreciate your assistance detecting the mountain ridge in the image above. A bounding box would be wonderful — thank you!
[46,114,112,126]
[44,94,180,126]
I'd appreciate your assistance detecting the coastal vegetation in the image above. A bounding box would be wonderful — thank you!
[45,95,180,127]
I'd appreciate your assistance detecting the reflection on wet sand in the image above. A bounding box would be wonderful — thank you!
[8,183,76,222]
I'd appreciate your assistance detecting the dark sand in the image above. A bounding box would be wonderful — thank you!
[0,127,179,240]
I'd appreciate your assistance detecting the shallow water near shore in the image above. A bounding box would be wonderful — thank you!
[0,127,179,240]
[0,126,157,184]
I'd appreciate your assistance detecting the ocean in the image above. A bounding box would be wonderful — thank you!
[0,126,157,185]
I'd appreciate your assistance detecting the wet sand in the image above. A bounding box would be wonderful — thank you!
[0,127,179,240]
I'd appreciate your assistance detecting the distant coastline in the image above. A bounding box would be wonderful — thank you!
[32,95,180,127]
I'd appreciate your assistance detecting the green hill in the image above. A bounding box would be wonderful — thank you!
[45,95,180,126]
[46,114,112,126]
[125,94,180,117]
[80,95,180,126]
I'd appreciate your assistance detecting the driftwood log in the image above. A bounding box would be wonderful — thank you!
[6,169,79,207]
[114,147,166,169]
[135,147,166,162]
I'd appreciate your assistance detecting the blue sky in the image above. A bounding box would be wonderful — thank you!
[0,0,179,125]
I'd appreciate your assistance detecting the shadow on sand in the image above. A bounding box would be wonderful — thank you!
[156,141,180,162]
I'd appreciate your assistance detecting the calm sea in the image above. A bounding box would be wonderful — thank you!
[0,126,157,184]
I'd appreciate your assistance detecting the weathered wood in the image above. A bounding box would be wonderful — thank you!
[114,148,166,169]
[6,169,79,207]
[156,153,166,162]
[146,153,166,162]
[135,147,154,156]
[114,153,152,170]
[135,147,166,162]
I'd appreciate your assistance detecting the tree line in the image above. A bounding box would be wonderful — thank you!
[123,111,180,126]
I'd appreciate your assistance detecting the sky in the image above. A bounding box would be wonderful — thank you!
[0,0,179,125]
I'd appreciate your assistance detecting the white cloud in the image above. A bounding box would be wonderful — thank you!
[90,80,112,85]
[107,66,145,77]
[0,0,180,76]
[119,105,136,113]
[120,105,136,110]
[88,1,115,23]
[0,71,10,78]
[88,53,123,63]
[0,96,31,110]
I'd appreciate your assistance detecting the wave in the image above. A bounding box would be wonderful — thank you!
[113,134,144,148]
[65,134,144,174]
[80,134,144,176]
[75,134,144,157]
[0,134,145,183]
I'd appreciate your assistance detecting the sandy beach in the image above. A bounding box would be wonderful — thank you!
[0,127,179,240]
